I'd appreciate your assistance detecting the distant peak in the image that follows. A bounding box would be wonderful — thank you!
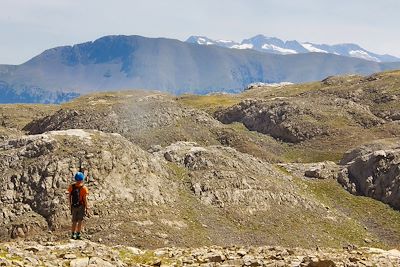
[246,34,276,41]
[186,35,208,41]
[186,34,400,62]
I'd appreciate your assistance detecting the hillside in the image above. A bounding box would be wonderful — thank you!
[1,35,400,103]
[180,70,400,162]
[1,70,400,256]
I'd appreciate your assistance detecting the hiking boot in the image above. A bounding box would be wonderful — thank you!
[71,233,76,240]
[75,233,82,240]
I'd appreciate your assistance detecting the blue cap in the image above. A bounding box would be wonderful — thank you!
[74,172,85,181]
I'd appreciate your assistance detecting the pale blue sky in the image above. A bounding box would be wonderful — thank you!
[1,0,399,64]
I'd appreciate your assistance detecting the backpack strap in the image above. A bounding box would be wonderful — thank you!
[70,183,77,195]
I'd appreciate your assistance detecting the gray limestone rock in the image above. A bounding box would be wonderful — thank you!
[0,129,177,240]
[338,140,400,209]
[215,99,330,143]
[70,257,89,267]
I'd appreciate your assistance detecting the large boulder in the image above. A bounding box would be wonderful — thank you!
[338,140,400,209]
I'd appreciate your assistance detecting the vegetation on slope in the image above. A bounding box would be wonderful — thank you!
[178,70,400,163]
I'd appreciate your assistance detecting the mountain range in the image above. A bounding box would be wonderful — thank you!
[1,35,400,103]
[186,34,400,62]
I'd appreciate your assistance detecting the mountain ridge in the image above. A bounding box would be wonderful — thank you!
[1,35,400,103]
[187,34,400,62]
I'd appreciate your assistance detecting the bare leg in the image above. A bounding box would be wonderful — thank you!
[71,221,78,233]
[77,220,83,232]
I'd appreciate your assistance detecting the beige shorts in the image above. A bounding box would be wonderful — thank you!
[71,206,85,222]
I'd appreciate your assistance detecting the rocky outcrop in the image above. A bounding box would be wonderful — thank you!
[338,140,400,209]
[215,99,329,143]
[0,129,176,240]
[155,141,316,210]
[1,240,400,267]
[375,110,400,121]
[280,161,339,180]
[330,98,384,128]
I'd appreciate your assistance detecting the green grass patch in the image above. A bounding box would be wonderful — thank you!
[167,162,188,182]
[283,147,343,163]
[242,82,323,99]
[297,178,400,248]
[0,247,6,259]
[227,122,249,132]
[165,162,212,245]
[0,104,58,130]
[178,94,240,112]
[0,246,23,262]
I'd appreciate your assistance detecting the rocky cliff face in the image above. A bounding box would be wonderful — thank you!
[338,139,400,210]
[215,99,330,143]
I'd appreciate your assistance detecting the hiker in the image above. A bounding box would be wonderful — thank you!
[68,172,89,240]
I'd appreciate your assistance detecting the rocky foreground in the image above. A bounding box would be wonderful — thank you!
[1,240,400,267]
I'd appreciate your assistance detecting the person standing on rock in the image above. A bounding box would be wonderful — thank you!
[68,172,89,240]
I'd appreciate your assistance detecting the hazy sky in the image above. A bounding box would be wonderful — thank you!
[1,0,399,64]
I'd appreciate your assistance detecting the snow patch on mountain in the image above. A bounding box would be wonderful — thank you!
[232,44,254,50]
[301,43,328,53]
[349,50,380,62]
[262,44,297,54]
[217,40,235,44]
[194,37,215,46]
